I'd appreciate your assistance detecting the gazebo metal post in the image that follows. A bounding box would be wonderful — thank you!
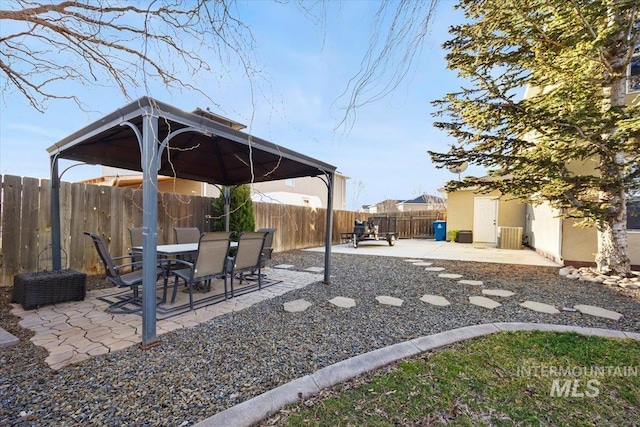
[50,156,62,271]
[323,172,334,285]
[140,111,160,347]
[224,186,231,232]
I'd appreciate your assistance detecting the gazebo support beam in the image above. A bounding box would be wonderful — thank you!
[50,156,62,271]
[323,172,334,285]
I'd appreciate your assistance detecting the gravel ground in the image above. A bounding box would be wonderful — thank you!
[1,250,639,426]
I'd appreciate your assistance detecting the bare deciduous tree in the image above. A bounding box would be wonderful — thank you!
[333,0,440,132]
[0,0,257,112]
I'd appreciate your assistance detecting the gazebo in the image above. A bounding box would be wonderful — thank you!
[46,97,337,346]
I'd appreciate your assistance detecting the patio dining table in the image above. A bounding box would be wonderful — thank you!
[133,241,238,257]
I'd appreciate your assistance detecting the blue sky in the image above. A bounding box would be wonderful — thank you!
[0,1,484,210]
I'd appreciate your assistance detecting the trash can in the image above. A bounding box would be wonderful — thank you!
[434,220,447,241]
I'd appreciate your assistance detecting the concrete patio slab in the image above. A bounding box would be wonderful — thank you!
[305,239,561,267]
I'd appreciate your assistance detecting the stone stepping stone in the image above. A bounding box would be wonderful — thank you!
[420,294,450,307]
[375,296,404,307]
[520,300,560,314]
[274,264,295,269]
[439,273,463,279]
[329,297,356,308]
[0,327,19,349]
[482,289,515,297]
[283,299,312,313]
[469,296,501,309]
[459,280,484,286]
[305,267,324,273]
[424,267,446,272]
[403,259,423,263]
[574,304,623,321]
[412,262,433,267]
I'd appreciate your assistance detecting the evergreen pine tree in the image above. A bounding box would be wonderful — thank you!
[430,0,639,276]
[212,185,255,237]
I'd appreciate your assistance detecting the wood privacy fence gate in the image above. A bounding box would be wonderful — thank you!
[0,175,444,285]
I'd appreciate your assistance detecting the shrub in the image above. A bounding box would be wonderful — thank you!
[211,184,255,237]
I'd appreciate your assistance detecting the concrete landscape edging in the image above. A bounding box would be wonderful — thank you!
[194,322,640,427]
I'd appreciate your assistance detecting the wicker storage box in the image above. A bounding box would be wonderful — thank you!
[12,269,87,310]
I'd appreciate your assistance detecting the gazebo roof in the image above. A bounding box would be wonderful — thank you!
[46,97,336,185]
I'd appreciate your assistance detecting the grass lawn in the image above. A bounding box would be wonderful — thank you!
[267,331,640,426]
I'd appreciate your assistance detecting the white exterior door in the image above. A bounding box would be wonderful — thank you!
[473,197,498,243]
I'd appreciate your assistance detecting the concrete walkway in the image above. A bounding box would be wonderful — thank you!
[195,322,640,427]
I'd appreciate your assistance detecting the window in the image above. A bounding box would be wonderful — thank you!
[628,38,640,93]
[629,56,640,93]
[628,195,640,230]
[285,178,295,187]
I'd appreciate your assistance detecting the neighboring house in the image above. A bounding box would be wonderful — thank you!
[249,173,349,210]
[396,194,446,212]
[444,66,640,268]
[360,195,445,214]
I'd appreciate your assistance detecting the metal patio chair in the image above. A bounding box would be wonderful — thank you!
[170,232,233,310]
[128,227,165,268]
[257,228,275,267]
[85,232,166,313]
[227,231,267,298]
[173,227,202,262]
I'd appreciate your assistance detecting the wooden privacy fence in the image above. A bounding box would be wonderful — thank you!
[0,175,444,285]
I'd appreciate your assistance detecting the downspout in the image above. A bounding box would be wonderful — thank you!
[558,210,564,265]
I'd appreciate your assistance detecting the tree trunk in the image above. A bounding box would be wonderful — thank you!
[593,1,632,277]
[595,217,631,276]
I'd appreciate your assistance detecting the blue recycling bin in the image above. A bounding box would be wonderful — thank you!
[434,220,447,241]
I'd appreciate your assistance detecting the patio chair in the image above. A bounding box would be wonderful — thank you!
[170,232,233,310]
[227,231,267,298]
[173,227,202,262]
[257,228,275,266]
[128,227,165,268]
[84,232,166,313]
